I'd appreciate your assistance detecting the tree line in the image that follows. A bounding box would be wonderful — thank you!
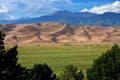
[0,30,120,80]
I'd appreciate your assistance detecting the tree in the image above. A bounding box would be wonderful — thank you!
[29,63,56,80]
[0,31,5,79]
[76,70,84,80]
[0,31,27,80]
[0,30,5,50]
[61,65,84,80]
[86,44,120,80]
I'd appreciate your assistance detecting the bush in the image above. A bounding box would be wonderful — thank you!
[61,65,84,80]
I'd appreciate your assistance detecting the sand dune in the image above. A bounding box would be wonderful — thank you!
[0,23,120,45]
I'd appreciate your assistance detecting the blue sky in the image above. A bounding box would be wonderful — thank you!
[0,0,120,20]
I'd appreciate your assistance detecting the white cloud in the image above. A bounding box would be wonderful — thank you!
[0,6,8,13]
[1,0,120,20]
[0,0,78,19]
[8,15,16,20]
[81,8,89,12]
[81,1,120,14]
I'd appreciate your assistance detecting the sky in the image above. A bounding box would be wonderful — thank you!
[0,0,120,20]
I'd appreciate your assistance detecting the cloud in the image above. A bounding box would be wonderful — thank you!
[0,13,14,20]
[0,6,8,13]
[8,15,16,20]
[81,8,89,12]
[1,0,120,20]
[0,0,80,19]
[81,1,120,14]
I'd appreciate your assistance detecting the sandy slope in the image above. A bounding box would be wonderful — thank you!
[0,23,120,45]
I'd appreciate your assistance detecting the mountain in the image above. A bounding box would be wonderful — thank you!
[0,13,13,21]
[0,11,120,26]
[0,22,120,45]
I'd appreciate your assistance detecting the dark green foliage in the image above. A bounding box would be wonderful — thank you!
[61,65,77,80]
[29,63,56,80]
[4,46,18,70]
[5,64,28,80]
[86,44,120,80]
[0,31,28,80]
[76,70,84,80]
[61,65,84,80]
[0,30,5,50]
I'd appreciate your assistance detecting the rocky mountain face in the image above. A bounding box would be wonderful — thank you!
[0,11,120,26]
[0,23,120,45]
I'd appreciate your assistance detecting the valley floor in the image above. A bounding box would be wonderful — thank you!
[6,44,113,76]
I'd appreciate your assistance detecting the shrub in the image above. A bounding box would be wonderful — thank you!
[61,65,84,80]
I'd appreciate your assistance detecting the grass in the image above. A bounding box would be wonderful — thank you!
[6,45,112,76]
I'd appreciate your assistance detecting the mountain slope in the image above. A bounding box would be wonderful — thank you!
[1,11,120,26]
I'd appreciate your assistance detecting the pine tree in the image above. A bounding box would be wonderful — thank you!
[0,30,6,80]
[0,31,27,80]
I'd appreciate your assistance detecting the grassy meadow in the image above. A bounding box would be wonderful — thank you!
[6,45,113,76]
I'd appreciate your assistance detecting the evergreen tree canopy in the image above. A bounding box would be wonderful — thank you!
[29,63,56,80]
[0,30,5,50]
[87,44,120,80]
[0,31,27,80]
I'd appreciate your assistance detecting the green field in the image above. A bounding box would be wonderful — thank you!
[7,45,112,76]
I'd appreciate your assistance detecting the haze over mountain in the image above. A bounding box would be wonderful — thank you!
[0,23,120,45]
[0,11,120,26]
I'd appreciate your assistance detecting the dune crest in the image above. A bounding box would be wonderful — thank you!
[0,23,120,45]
